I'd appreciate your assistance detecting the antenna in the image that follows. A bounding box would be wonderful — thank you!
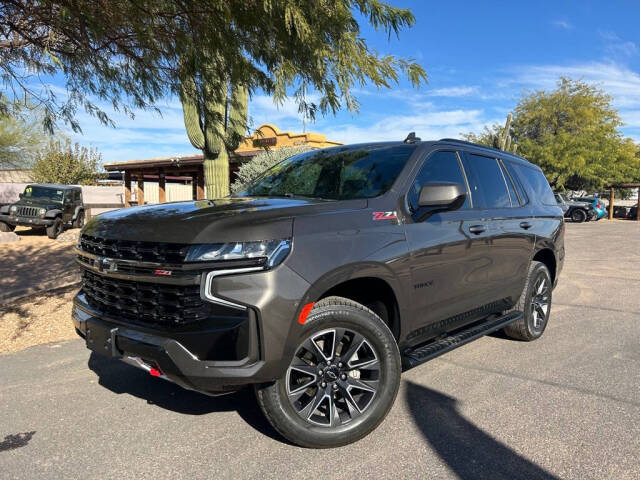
[403,132,421,144]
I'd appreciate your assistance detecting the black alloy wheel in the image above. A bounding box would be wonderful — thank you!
[256,296,401,448]
[286,327,380,427]
[571,209,587,223]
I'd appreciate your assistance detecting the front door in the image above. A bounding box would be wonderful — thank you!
[404,150,494,344]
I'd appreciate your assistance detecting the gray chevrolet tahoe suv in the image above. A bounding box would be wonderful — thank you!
[72,136,564,448]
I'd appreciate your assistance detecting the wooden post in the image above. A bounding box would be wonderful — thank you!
[124,171,131,207]
[608,187,614,220]
[196,166,205,200]
[158,171,166,203]
[137,172,145,205]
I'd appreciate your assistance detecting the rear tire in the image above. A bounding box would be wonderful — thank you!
[256,296,401,448]
[0,221,15,232]
[571,209,587,223]
[46,218,63,239]
[503,261,552,341]
[72,210,85,229]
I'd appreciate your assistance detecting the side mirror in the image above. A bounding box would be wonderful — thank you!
[418,182,466,209]
[18,193,23,199]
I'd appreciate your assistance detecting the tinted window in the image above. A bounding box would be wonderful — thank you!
[462,154,511,208]
[236,144,416,200]
[499,161,520,206]
[503,161,529,204]
[408,151,469,211]
[512,164,557,206]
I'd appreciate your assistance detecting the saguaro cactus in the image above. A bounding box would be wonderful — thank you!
[495,113,518,153]
[180,68,248,198]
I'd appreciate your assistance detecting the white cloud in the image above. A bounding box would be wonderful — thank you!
[552,20,574,30]
[600,30,638,58]
[426,86,480,97]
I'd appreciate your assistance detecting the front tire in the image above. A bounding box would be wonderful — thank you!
[46,218,63,239]
[0,221,15,232]
[256,296,401,448]
[503,261,552,341]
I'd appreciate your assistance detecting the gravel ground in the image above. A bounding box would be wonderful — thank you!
[0,227,79,303]
[0,285,79,354]
[0,220,639,479]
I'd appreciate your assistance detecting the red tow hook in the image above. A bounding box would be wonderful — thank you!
[149,367,162,377]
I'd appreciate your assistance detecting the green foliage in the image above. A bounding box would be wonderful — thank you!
[31,139,102,185]
[512,78,639,190]
[2,1,427,133]
[464,78,640,191]
[0,100,47,170]
[231,146,311,193]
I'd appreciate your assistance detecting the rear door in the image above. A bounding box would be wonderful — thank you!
[404,149,495,343]
[460,152,534,306]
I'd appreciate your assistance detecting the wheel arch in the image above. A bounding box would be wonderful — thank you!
[532,248,556,284]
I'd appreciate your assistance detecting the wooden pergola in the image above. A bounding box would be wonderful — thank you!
[104,155,205,207]
[607,183,640,221]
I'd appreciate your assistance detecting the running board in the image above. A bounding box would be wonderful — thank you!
[402,311,523,369]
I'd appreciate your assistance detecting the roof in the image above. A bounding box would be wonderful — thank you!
[27,183,81,190]
[436,138,533,166]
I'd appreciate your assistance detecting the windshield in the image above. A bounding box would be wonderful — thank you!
[235,144,417,200]
[23,186,64,202]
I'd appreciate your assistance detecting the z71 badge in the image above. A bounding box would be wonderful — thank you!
[373,211,397,221]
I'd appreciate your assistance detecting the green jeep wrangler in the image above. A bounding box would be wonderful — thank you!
[0,184,85,239]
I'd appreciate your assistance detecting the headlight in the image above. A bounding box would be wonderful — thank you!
[9,205,17,212]
[185,239,291,268]
[39,208,46,217]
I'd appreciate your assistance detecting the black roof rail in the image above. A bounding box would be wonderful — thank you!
[403,132,421,144]
[437,138,518,156]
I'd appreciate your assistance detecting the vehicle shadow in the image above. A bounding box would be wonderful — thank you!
[87,353,285,443]
[404,381,559,480]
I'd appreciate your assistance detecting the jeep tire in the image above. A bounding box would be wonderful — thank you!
[0,221,15,232]
[503,261,552,341]
[46,217,63,239]
[73,210,85,229]
[256,296,401,448]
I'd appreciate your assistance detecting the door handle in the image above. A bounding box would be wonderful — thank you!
[468,224,486,235]
[519,221,532,230]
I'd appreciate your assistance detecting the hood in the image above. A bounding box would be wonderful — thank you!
[82,196,366,243]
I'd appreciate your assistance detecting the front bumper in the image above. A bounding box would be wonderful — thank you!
[0,213,54,227]
[73,263,311,395]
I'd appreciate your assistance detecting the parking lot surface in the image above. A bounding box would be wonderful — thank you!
[1,221,639,479]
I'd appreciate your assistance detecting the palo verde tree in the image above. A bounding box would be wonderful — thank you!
[464,78,640,191]
[31,138,102,185]
[512,78,639,191]
[0,98,48,170]
[1,1,426,196]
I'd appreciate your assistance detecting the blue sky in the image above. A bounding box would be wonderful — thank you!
[63,1,640,162]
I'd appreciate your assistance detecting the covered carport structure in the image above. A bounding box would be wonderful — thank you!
[607,183,640,220]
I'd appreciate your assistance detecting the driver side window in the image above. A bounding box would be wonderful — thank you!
[408,151,470,212]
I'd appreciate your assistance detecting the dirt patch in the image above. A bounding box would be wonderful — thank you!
[0,285,79,354]
[0,226,80,301]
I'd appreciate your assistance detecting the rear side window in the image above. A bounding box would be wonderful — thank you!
[502,161,529,205]
[408,151,470,211]
[461,153,511,208]
[511,164,557,206]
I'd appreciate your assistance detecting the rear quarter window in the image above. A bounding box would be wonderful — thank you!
[510,163,557,206]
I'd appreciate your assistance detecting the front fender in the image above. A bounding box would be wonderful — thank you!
[44,209,62,219]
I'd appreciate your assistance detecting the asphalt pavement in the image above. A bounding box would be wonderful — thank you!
[1,220,639,479]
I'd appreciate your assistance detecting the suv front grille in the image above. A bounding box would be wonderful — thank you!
[17,206,40,217]
[80,234,190,264]
[81,270,208,327]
